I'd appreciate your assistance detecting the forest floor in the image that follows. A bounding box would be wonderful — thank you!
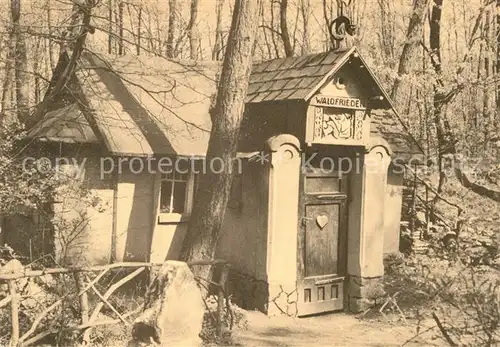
[232,310,446,347]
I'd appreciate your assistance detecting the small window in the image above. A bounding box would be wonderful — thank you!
[305,176,341,194]
[160,171,195,215]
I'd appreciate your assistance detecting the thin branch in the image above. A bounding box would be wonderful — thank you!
[84,273,131,326]
[432,312,458,346]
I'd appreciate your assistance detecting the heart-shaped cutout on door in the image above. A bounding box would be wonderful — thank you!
[316,214,329,229]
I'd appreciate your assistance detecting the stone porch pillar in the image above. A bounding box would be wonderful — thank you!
[347,139,392,312]
[265,134,301,316]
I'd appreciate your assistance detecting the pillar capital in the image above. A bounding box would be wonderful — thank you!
[266,134,301,153]
[265,134,302,167]
[365,137,392,156]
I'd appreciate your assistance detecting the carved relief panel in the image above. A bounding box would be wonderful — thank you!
[312,107,366,143]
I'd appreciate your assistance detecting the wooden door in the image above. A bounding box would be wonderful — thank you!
[297,171,347,316]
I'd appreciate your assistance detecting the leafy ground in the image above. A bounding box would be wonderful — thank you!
[232,311,446,347]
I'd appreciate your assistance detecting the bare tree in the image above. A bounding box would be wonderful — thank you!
[166,0,177,58]
[108,0,113,54]
[1,31,14,116]
[496,0,500,112]
[137,4,142,55]
[188,0,200,60]
[179,0,262,280]
[391,0,431,106]
[212,0,226,60]
[279,0,294,57]
[300,0,311,54]
[377,0,396,66]
[425,0,500,201]
[118,0,124,55]
[46,0,55,69]
[269,1,281,57]
[31,0,97,126]
[11,0,29,123]
[259,0,274,59]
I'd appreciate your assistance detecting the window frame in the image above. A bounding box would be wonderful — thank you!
[158,170,198,224]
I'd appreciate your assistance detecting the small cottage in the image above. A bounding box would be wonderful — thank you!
[3,47,422,316]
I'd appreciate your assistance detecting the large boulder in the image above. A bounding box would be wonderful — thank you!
[130,261,205,346]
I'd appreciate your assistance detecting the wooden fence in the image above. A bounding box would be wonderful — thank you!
[0,260,230,347]
[405,165,464,247]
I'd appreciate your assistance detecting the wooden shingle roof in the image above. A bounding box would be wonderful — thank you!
[246,49,350,103]
[370,110,422,161]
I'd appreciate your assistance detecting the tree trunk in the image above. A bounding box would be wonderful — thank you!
[260,1,273,60]
[429,0,443,74]
[322,0,332,50]
[31,0,96,127]
[179,0,262,281]
[1,31,14,117]
[166,0,176,58]
[279,0,293,57]
[46,0,54,69]
[391,0,430,106]
[189,0,200,60]
[378,0,395,65]
[482,9,492,150]
[427,0,444,191]
[269,2,280,58]
[426,0,500,202]
[212,0,225,61]
[11,0,29,124]
[495,0,500,111]
[108,0,113,54]
[118,0,124,55]
[137,5,142,56]
[300,0,310,54]
[33,36,42,104]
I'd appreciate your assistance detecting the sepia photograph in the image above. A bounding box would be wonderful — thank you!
[0,0,498,345]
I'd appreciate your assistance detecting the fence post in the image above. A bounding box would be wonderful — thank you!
[216,264,229,338]
[74,272,89,325]
[411,167,417,238]
[425,185,430,239]
[8,280,19,347]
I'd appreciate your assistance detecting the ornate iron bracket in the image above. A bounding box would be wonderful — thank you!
[328,1,356,43]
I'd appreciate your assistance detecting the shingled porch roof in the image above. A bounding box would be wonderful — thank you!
[246,46,423,159]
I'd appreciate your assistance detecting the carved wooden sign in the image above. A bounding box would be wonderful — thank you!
[312,107,364,142]
[310,94,367,110]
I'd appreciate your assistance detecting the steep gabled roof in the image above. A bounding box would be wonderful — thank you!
[247,47,422,159]
[246,49,348,103]
[28,52,219,157]
[246,46,392,109]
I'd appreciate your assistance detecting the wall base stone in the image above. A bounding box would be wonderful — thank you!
[347,275,385,313]
[227,270,269,313]
[227,270,298,316]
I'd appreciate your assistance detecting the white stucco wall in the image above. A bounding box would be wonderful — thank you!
[383,167,404,254]
[53,155,114,266]
[114,168,154,262]
[216,161,269,281]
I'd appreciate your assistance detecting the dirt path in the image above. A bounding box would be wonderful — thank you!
[233,311,445,347]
